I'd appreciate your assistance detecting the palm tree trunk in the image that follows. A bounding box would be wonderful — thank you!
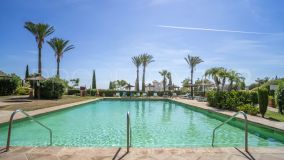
[142,66,146,92]
[221,78,226,91]
[229,81,233,91]
[56,58,60,78]
[38,45,42,76]
[163,77,166,92]
[136,67,139,91]
[190,68,194,97]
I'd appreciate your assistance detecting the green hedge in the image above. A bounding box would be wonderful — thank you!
[85,89,182,97]
[38,78,65,99]
[15,87,30,95]
[207,90,258,111]
[258,88,268,117]
[0,79,18,96]
[237,104,258,116]
[67,89,80,95]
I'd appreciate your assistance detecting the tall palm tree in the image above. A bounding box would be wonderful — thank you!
[166,72,172,90]
[132,56,142,91]
[228,70,241,91]
[47,38,74,77]
[140,53,154,92]
[184,55,203,97]
[205,67,223,92]
[218,68,229,91]
[24,22,55,76]
[159,70,168,92]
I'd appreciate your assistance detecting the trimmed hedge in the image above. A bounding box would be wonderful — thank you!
[85,89,182,97]
[207,90,258,111]
[0,79,18,96]
[258,88,268,117]
[67,89,80,95]
[38,78,65,99]
[237,104,258,116]
[15,87,30,95]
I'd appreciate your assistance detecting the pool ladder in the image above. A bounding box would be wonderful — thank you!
[5,109,53,152]
[211,111,248,152]
[126,111,132,152]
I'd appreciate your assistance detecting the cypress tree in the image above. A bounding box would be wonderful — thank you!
[25,65,29,81]
[92,70,96,89]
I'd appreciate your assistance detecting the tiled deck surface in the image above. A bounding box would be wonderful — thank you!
[172,98,284,131]
[0,99,100,124]
[1,146,284,160]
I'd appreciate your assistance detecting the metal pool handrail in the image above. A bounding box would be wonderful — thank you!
[211,111,248,152]
[127,111,132,153]
[6,109,53,151]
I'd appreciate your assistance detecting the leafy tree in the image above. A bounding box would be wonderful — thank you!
[92,70,96,89]
[132,56,142,91]
[140,53,154,92]
[47,38,74,77]
[116,80,128,90]
[109,81,115,90]
[255,77,270,86]
[181,78,190,87]
[159,70,168,92]
[24,22,54,76]
[184,55,203,97]
[70,78,79,88]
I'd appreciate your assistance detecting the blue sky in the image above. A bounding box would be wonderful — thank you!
[0,0,284,88]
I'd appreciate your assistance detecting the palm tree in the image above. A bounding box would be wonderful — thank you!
[228,70,241,91]
[132,56,142,91]
[140,53,154,92]
[184,55,203,97]
[47,38,74,77]
[218,68,229,91]
[159,70,168,92]
[24,22,55,76]
[205,67,223,92]
[166,72,172,90]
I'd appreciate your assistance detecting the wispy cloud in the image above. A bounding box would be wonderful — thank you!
[156,25,274,35]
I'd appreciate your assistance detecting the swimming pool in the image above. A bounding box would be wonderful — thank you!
[0,99,284,148]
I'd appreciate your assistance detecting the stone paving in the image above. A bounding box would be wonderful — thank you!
[171,98,284,131]
[1,146,284,160]
[0,99,100,124]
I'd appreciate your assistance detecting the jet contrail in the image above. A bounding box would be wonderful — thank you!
[156,25,273,35]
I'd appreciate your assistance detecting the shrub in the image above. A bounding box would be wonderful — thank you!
[15,87,30,95]
[249,91,258,105]
[67,89,80,95]
[0,79,18,96]
[39,78,65,99]
[258,88,268,117]
[207,90,257,111]
[237,104,258,116]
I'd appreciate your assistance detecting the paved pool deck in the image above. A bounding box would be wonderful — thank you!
[1,146,284,160]
[171,98,284,132]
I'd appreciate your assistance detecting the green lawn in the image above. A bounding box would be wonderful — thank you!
[265,110,284,122]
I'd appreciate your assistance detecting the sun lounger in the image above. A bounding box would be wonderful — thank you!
[142,93,147,97]
[136,93,140,97]
[122,92,127,97]
[172,93,177,98]
[115,92,120,97]
[153,93,158,97]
